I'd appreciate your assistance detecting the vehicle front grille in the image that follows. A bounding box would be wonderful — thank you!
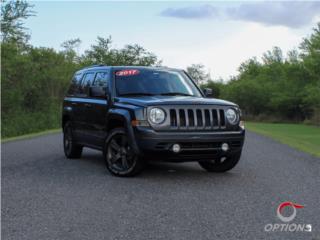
[168,107,226,130]
[147,105,228,131]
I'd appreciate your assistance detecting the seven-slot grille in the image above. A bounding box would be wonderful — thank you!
[169,108,225,130]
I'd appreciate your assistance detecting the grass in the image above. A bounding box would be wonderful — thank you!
[246,122,320,157]
[1,128,61,143]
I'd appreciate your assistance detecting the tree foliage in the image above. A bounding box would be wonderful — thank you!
[186,64,210,85]
[82,36,160,66]
[1,0,35,44]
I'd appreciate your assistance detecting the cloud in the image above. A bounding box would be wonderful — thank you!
[227,2,320,28]
[160,4,218,19]
[160,2,320,27]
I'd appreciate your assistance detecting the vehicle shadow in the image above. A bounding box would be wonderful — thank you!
[78,150,105,167]
[78,149,239,181]
[142,161,237,179]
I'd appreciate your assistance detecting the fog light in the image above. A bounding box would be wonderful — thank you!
[221,143,229,152]
[172,144,181,153]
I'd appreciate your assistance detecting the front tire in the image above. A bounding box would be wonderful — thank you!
[198,152,241,172]
[63,122,83,159]
[104,128,145,177]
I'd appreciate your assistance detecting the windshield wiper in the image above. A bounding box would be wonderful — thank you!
[160,92,193,97]
[119,93,155,97]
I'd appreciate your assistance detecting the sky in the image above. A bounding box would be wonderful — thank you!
[26,1,320,80]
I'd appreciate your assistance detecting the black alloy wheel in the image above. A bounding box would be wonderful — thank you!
[105,128,144,177]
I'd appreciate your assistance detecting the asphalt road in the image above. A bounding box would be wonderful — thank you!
[2,131,320,240]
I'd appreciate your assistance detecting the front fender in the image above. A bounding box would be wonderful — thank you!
[107,108,140,155]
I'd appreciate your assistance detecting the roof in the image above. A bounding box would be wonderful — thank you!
[76,65,182,74]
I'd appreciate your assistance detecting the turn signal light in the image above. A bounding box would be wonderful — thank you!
[131,120,149,127]
[239,121,245,129]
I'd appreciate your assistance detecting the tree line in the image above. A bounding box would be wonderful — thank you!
[200,27,320,124]
[1,1,319,138]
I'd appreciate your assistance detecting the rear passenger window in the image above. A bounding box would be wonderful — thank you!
[67,73,83,96]
[80,72,95,95]
[93,72,108,87]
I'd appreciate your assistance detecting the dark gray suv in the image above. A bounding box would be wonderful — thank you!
[62,65,245,176]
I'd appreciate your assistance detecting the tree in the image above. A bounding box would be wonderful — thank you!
[114,44,159,66]
[300,22,320,123]
[238,57,260,75]
[1,0,35,44]
[61,38,82,62]
[287,49,299,63]
[300,23,320,78]
[262,46,283,65]
[186,64,210,85]
[83,36,113,64]
[82,36,160,66]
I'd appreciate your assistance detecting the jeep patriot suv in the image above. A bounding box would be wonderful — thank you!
[62,65,245,176]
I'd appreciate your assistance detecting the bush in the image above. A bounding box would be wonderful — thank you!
[2,107,61,138]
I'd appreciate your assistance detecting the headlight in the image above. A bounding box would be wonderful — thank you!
[226,108,238,124]
[149,108,166,124]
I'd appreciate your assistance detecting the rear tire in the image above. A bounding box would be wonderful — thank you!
[63,122,83,159]
[198,152,241,172]
[104,128,145,177]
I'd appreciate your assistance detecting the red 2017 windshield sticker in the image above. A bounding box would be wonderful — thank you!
[116,69,140,76]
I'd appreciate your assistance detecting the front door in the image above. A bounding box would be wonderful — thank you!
[86,71,109,148]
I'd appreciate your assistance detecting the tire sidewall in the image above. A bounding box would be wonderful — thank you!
[63,122,73,157]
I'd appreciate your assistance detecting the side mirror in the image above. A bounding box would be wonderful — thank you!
[203,88,213,98]
[89,86,107,98]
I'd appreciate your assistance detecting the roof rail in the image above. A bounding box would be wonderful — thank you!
[84,64,106,69]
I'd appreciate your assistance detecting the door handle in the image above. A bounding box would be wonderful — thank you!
[84,103,92,108]
[71,102,77,106]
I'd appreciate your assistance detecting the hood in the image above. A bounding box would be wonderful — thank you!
[115,96,237,107]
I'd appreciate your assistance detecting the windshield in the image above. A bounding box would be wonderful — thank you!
[115,69,202,97]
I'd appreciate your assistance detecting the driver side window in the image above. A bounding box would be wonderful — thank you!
[93,72,108,87]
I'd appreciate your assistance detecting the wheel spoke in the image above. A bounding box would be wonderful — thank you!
[110,139,120,151]
[126,155,134,167]
[64,128,73,151]
[112,153,120,163]
[110,151,121,163]
[220,157,227,163]
[65,140,69,148]
[215,158,221,164]
[121,155,129,169]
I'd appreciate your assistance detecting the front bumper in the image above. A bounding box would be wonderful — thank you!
[134,127,245,162]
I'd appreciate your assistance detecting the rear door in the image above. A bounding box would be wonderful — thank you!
[64,72,84,138]
[77,71,96,141]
